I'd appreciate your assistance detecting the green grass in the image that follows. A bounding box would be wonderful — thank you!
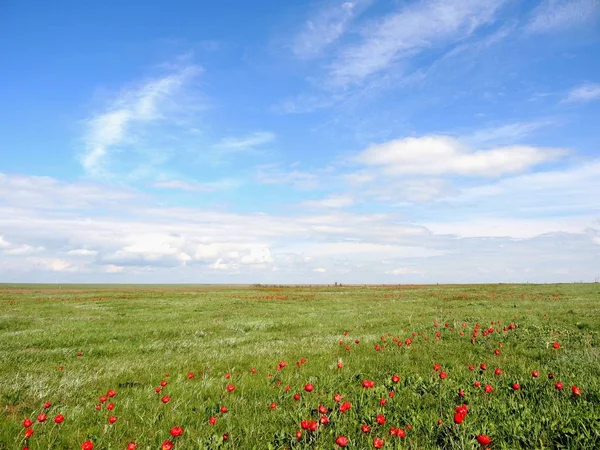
[1,284,599,449]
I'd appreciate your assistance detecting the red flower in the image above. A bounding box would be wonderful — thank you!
[339,401,352,412]
[362,424,371,433]
[81,441,94,450]
[512,383,521,390]
[107,389,116,398]
[161,396,170,404]
[335,435,349,447]
[37,414,47,422]
[379,398,386,406]
[320,415,329,425]
[484,384,493,393]
[127,443,137,450]
[108,416,117,424]
[480,364,487,371]
[160,380,167,387]
[373,437,385,448]
[107,403,115,411]
[209,416,217,425]
[187,372,195,379]
[23,419,33,428]
[54,414,65,424]
[250,368,257,374]
[304,383,314,392]
[220,405,228,413]
[474,381,481,388]
[439,371,447,380]
[161,441,173,450]
[170,426,184,437]
[477,435,491,446]
[468,365,475,371]
[453,413,465,424]
[24,428,34,438]
[391,374,400,384]
[44,401,52,409]
[334,393,342,402]
[376,414,386,425]
[362,379,375,388]
[337,362,344,369]
[269,402,277,410]
[433,363,441,372]
[293,393,301,401]
[494,368,502,376]
[295,430,302,440]
[532,370,539,378]
[99,396,107,403]
[319,404,328,414]
[222,433,229,441]
[555,382,564,391]
[552,342,560,349]
[226,384,235,392]
[572,385,582,397]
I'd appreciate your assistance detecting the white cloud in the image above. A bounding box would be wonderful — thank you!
[328,0,506,86]
[564,82,600,103]
[302,195,355,209]
[385,267,424,275]
[292,0,372,59]
[153,180,214,191]
[5,245,44,256]
[313,267,326,273]
[1,170,599,283]
[67,248,98,256]
[215,132,275,151]
[80,65,202,176]
[355,135,565,177]
[467,120,556,146]
[527,0,600,33]
[255,164,320,190]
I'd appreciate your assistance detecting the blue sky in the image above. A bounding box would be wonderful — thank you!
[1,0,599,283]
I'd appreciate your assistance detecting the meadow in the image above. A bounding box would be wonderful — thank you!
[1,283,599,449]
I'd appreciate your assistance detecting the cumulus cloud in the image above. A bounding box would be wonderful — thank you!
[355,135,565,177]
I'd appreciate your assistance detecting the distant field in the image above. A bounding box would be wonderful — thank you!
[1,284,599,449]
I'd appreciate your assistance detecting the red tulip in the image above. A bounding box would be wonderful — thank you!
[226,384,235,392]
[269,402,277,410]
[107,389,116,398]
[81,441,94,450]
[293,393,301,401]
[552,342,560,349]
[170,426,183,437]
[187,372,195,379]
[572,385,582,397]
[336,435,349,447]
[477,434,491,446]
[295,430,302,440]
[24,428,34,438]
[532,370,539,378]
[362,380,375,388]
[320,415,329,425]
[512,383,521,390]
[38,414,47,422]
[161,396,170,404]
[127,443,137,450]
[334,393,342,402]
[391,374,400,383]
[54,414,65,424]
[362,424,371,433]
[23,419,33,428]
[494,368,502,376]
[108,415,117,424]
[304,383,314,392]
[220,405,228,413]
[376,414,386,425]
[161,441,173,450]
[339,401,352,412]
[453,413,465,424]
[373,437,385,448]
[484,384,493,393]
[555,382,563,391]
[439,371,447,380]
[222,433,229,441]
[107,403,115,411]
[160,380,167,387]
[318,404,328,414]
[44,401,52,409]
[209,416,217,425]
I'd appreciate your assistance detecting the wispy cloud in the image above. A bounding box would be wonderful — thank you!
[153,180,214,192]
[292,0,372,59]
[467,120,556,146]
[563,82,600,103]
[527,0,600,33]
[328,0,506,87]
[80,65,202,176]
[215,131,275,151]
[301,195,355,209]
[354,135,565,177]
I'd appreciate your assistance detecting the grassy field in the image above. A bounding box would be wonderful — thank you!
[1,283,599,449]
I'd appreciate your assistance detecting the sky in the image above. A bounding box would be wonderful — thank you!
[0,0,599,284]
